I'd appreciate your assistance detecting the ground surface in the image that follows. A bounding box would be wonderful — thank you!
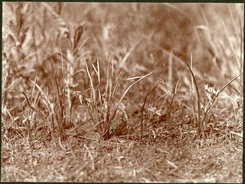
[1,114,242,182]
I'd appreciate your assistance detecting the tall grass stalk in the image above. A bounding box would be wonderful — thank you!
[51,62,66,141]
[140,81,160,140]
[21,75,41,145]
[184,56,202,136]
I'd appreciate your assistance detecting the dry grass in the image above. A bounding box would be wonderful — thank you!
[1,2,243,182]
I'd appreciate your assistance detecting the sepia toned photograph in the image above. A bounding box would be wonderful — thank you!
[2,2,243,182]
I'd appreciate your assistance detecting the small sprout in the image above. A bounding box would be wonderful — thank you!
[148,105,162,116]
[205,83,219,102]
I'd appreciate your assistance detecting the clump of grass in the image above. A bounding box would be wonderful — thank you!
[2,2,44,144]
[80,52,155,140]
[184,56,243,137]
[2,2,243,145]
[143,3,243,139]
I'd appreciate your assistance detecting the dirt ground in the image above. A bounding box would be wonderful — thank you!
[1,115,242,183]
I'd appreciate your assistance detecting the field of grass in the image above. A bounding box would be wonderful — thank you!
[1,2,243,182]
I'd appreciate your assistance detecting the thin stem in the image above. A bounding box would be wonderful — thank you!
[140,81,160,140]
[183,59,202,135]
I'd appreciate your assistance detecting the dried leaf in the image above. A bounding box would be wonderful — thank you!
[74,24,84,50]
